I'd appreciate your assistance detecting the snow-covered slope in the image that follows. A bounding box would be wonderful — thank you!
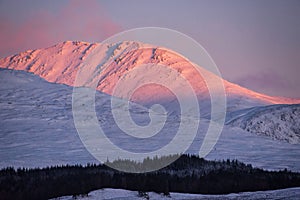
[1,69,300,171]
[1,41,299,114]
[0,68,150,167]
[226,104,300,144]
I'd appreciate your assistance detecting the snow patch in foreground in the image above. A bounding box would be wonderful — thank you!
[52,187,300,200]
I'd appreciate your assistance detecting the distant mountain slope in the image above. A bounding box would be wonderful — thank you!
[227,104,300,144]
[1,69,300,170]
[1,41,299,114]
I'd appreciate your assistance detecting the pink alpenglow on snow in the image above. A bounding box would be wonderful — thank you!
[0,41,299,113]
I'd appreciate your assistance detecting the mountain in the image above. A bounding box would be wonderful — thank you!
[1,41,299,115]
[2,41,300,145]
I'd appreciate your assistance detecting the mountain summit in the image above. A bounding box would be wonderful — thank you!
[1,41,299,114]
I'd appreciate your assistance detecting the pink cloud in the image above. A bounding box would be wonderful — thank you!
[0,0,121,57]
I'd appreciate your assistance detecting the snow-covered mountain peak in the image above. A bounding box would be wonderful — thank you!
[1,41,299,113]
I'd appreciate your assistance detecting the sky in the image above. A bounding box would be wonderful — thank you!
[0,0,299,98]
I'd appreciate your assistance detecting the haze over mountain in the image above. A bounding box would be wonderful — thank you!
[0,41,299,115]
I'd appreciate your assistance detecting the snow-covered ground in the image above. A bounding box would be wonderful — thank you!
[1,69,300,171]
[52,187,300,200]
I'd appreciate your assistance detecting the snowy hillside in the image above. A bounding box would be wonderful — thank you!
[1,41,299,114]
[227,104,300,144]
[1,69,300,171]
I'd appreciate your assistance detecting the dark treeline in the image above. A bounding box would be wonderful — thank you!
[1,154,300,200]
